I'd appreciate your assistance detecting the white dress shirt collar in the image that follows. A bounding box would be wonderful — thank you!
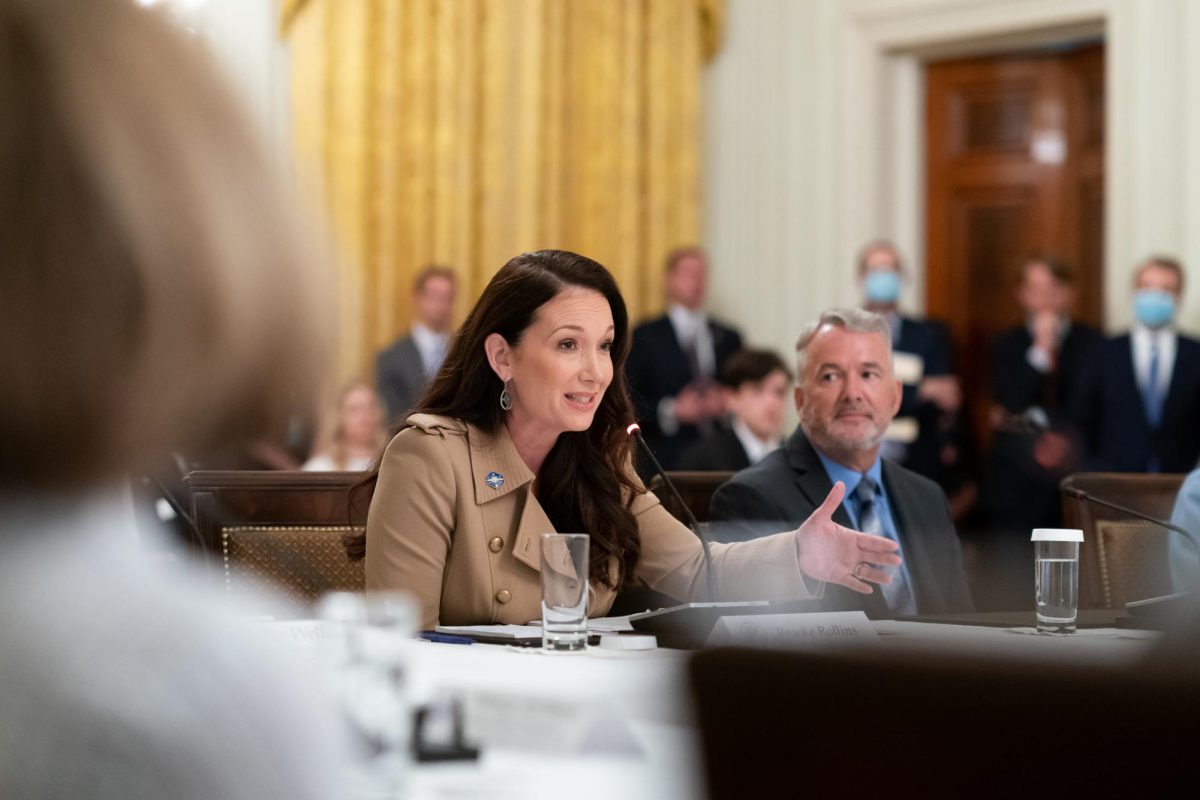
[667,304,716,378]
[1131,323,1176,395]
[668,303,708,337]
[411,322,450,377]
[731,418,780,465]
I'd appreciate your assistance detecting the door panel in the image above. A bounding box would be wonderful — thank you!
[925,44,1104,452]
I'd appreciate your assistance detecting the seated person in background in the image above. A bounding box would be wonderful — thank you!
[376,265,457,424]
[626,247,743,472]
[362,251,901,630]
[1169,469,1200,592]
[678,348,791,471]
[303,379,386,471]
[857,240,973,517]
[1075,256,1200,473]
[710,309,973,618]
[983,257,1101,532]
[0,0,349,796]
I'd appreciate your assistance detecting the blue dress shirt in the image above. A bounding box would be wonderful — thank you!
[814,449,917,605]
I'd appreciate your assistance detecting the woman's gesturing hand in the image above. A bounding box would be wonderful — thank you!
[794,481,902,594]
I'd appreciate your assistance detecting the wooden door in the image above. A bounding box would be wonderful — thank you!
[925,44,1104,451]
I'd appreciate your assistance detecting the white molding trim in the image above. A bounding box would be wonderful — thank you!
[837,0,1125,323]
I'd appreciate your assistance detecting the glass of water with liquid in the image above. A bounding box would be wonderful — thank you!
[540,533,589,652]
[1031,528,1084,634]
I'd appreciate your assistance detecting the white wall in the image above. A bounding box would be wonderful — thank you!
[705,0,1200,374]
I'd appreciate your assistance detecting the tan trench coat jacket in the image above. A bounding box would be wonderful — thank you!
[365,414,814,629]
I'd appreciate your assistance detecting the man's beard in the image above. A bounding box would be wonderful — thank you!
[800,405,886,454]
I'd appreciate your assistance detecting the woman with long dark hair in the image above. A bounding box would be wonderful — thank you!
[365,250,900,628]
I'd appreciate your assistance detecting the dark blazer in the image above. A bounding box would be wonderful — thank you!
[894,316,952,417]
[983,322,1103,529]
[709,428,973,618]
[990,323,1102,420]
[626,314,742,470]
[891,316,961,486]
[1074,333,1200,473]
[678,425,753,472]
[376,336,428,424]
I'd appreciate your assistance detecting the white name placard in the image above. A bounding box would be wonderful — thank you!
[706,611,876,649]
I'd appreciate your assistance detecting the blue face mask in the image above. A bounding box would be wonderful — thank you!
[1133,289,1176,329]
[864,271,902,304]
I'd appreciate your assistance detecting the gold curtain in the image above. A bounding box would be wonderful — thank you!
[286,0,723,381]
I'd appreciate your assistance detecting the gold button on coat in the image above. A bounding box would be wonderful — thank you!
[488,537,504,553]
[495,589,512,604]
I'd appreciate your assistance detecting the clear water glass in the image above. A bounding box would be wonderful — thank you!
[1032,528,1083,634]
[540,533,589,652]
[316,591,416,795]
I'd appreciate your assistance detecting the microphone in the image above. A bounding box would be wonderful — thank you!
[1063,485,1198,614]
[623,423,828,648]
[626,422,718,600]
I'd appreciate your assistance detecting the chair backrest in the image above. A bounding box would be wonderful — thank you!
[185,471,374,614]
[1061,472,1185,609]
[647,471,733,524]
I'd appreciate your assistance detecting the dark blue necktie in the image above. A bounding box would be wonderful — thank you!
[1143,343,1163,430]
[854,477,916,615]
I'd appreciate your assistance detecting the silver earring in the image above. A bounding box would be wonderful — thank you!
[499,382,513,411]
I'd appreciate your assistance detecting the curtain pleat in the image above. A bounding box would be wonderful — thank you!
[286,0,722,381]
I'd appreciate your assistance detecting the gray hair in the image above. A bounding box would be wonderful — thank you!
[795,309,892,377]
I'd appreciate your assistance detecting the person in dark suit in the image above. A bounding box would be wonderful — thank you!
[983,258,1103,530]
[857,241,970,505]
[679,349,791,471]
[710,308,973,618]
[1075,256,1200,473]
[376,266,457,424]
[626,247,743,471]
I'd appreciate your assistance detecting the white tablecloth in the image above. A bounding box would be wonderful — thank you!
[260,616,1160,799]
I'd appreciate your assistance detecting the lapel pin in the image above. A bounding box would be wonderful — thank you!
[485,471,505,490]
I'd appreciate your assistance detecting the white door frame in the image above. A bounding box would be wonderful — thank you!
[834,0,1159,328]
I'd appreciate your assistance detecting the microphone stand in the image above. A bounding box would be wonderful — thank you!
[622,424,826,648]
[627,423,718,601]
[1064,486,1197,616]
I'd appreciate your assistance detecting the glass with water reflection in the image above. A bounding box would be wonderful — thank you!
[1032,528,1083,634]
[540,533,589,651]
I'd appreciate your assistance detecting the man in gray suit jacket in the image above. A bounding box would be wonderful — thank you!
[710,308,973,618]
[376,266,457,423]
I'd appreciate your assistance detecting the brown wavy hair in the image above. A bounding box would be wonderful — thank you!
[349,250,643,590]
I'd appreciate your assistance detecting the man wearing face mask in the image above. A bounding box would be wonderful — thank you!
[857,241,969,507]
[1076,256,1200,472]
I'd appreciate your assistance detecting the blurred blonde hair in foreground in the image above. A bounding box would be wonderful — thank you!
[0,0,331,490]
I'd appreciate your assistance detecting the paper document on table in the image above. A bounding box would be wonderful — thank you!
[1006,627,1159,638]
[457,688,643,757]
[707,611,876,648]
[588,615,635,632]
[250,619,341,649]
[435,624,542,639]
